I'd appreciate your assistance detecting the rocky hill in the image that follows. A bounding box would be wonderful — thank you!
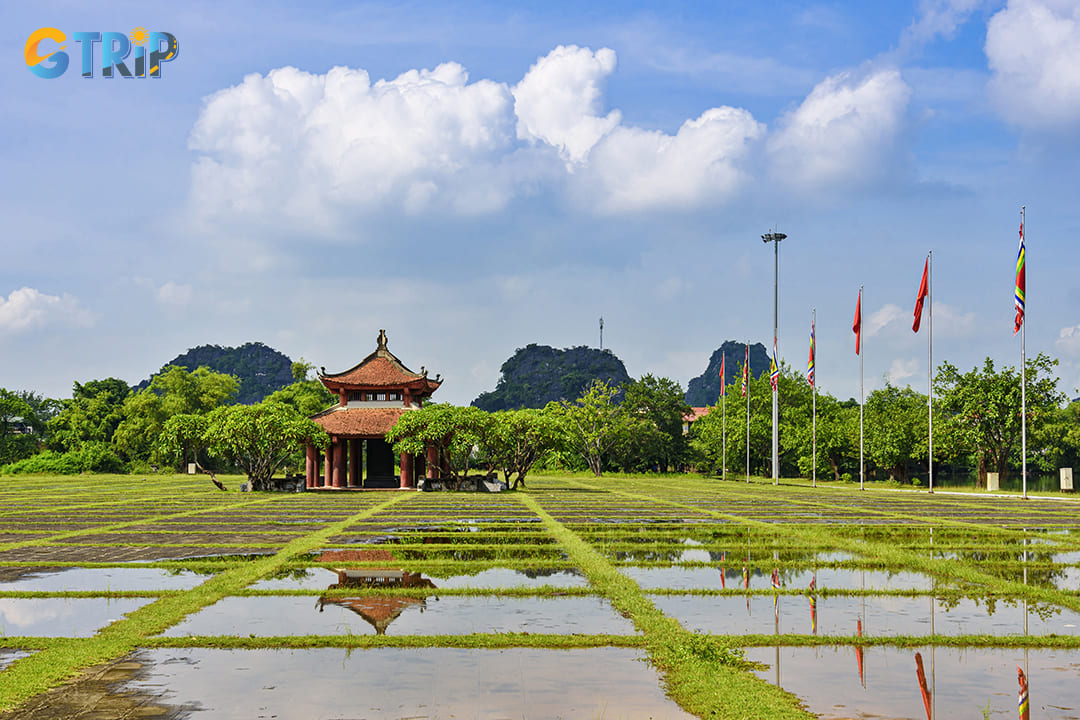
[136,342,294,405]
[472,344,631,411]
[685,341,771,406]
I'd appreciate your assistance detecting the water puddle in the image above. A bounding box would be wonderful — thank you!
[747,645,1079,719]
[0,566,210,592]
[0,649,31,670]
[0,598,153,637]
[651,594,1080,637]
[119,647,694,719]
[623,566,933,591]
[250,566,587,591]
[163,595,635,637]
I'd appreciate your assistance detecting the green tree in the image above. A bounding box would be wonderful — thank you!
[156,414,212,472]
[623,374,691,471]
[935,353,1065,486]
[266,361,334,417]
[0,390,38,465]
[47,378,130,452]
[201,401,328,490]
[485,408,561,488]
[113,365,238,464]
[386,404,493,488]
[546,380,624,477]
[864,383,928,482]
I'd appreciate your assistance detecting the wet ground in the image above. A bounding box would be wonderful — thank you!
[2,474,1080,718]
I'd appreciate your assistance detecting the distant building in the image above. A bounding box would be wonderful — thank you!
[305,330,442,489]
[682,406,711,435]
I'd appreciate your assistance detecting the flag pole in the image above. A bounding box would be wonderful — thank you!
[1021,206,1027,500]
[859,285,865,492]
[722,357,727,482]
[811,308,817,488]
[928,251,934,494]
[746,341,751,483]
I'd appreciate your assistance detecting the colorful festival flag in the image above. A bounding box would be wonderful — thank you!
[1015,220,1026,334]
[913,256,929,333]
[741,345,749,397]
[808,575,817,635]
[853,288,863,355]
[1018,665,1029,720]
[807,321,816,387]
[769,344,779,392]
[719,354,726,398]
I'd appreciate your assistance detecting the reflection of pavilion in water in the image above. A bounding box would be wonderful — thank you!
[317,568,437,635]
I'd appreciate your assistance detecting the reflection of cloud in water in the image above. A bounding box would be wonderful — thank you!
[679,538,712,563]
[0,598,70,628]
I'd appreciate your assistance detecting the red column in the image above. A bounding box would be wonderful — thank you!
[400,452,413,489]
[426,445,438,480]
[305,445,316,489]
[324,440,334,488]
[332,441,345,488]
[348,439,359,487]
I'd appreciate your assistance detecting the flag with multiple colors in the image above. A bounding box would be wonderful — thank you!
[1018,666,1029,720]
[741,345,749,397]
[808,575,817,635]
[1015,220,1026,334]
[853,288,863,355]
[913,256,929,333]
[807,321,815,387]
[769,344,779,392]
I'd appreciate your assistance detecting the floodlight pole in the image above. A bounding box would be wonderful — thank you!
[762,231,787,486]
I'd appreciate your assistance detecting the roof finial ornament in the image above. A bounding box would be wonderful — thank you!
[421,366,427,377]
[377,329,388,350]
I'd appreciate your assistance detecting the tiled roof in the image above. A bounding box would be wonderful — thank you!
[318,330,443,393]
[310,407,409,437]
[683,406,712,423]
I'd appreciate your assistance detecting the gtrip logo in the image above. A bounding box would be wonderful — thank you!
[25,27,179,79]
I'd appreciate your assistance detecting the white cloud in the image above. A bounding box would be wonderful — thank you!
[1057,324,1080,357]
[867,303,904,336]
[767,69,912,190]
[986,0,1080,130]
[156,282,193,306]
[902,0,986,49]
[887,357,920,383]
[189,63,519,233]
[933,302,977,337]
[0,287,94,334]
[577,107,764,213]
[513,45,621,166]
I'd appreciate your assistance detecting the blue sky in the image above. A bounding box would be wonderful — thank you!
[3,0,1079,406]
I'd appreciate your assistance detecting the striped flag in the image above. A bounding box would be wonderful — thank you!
[719,354,726,397]
[807,321,816,387]
[1014,220,1026,334]
[741,345,749,397]
[808,575,817,635]
[769,344,779,392]
[1018,666,1029,720]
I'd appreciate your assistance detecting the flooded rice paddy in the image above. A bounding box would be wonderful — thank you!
[1,474,1080,718]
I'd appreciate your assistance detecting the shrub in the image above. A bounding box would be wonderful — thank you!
[0,442,126,475]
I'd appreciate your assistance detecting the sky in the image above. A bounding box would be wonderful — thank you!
[3,0,1080,407]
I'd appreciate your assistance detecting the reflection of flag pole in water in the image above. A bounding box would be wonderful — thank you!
[1018,666,1029,720]
[915,652,932,720]
[743,565,750,614]
[809,574,817,635]
[720,552,726,589]
[855,619,865,688]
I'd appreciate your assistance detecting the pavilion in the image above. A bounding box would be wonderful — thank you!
[304,330,442,489]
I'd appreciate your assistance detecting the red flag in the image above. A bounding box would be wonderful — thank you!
[853,288,862,355]
[913,257,929,333]
[915,653,932,720]
[719,354,726,398]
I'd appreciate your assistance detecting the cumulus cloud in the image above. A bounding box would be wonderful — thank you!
[189,62,519,231]
[0,287,94,334]
[901,0,986,50]
[867,303,904,336]
[577,107,765,213]
[887,358,919,383]
[513,45,621,165]
[1057,324,1080,357]
[767,69,912,190]
[986,0,1080,130]
[156,282,193,306]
